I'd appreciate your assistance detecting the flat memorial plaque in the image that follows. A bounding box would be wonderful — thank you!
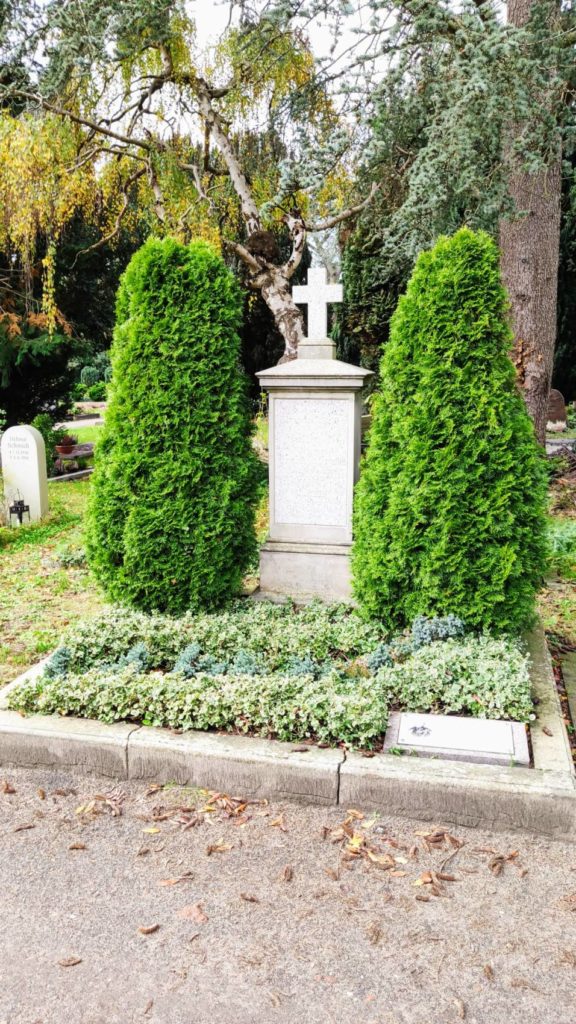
[383,712,530,767]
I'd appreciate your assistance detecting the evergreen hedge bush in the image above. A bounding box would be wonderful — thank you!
[352,228,548,633]
[86,237,259,614]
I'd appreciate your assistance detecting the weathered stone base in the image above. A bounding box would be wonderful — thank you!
[259,540,352,602]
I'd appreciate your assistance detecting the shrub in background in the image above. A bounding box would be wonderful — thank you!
[31,413,65,475]
[86,237,259,613]
[352,228,548,633]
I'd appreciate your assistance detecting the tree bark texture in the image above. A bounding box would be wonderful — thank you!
[499,0,562,444]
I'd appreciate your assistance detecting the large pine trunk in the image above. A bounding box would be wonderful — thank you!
[499,0,562,445]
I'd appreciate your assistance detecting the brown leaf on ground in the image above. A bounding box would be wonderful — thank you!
[13,823,35,832]
[159,873,193,886]
[145,784,163,796]
[282,865,294,882]
[1,780,15,794]
[390,870,407,878]
[324,867,340,881]
[543,726,553,736]
[240,893,259,903]
[58,956,82,967]
[453,996,466,1019]
[68,842,86,851]
[270,814,288,832]
[366,851,395,870]
[206,841,233,856]
[143,999,154,1015]
[558,950,576,967]
[178,903,208,924]
[37,788,46,800]
[415,893,430,903]
[366,921,382,945]
[413,872,433,887]
[139,924,160,935]
[483,964,495,981]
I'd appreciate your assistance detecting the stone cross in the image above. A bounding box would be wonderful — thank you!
[1,425,48,524]
[292,267,343,341]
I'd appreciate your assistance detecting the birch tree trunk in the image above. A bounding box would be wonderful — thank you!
[499,0,562,444]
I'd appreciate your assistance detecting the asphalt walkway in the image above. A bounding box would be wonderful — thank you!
[1,766,575,1024]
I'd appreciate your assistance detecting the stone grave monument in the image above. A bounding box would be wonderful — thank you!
[1,425,48,524]
[257,268,371,602]
[547,388,567,432]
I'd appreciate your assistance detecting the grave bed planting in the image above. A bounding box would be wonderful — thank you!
[7,602,534,750]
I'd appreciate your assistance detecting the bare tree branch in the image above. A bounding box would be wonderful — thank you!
[306,182,380,232]
[70,165,146,265]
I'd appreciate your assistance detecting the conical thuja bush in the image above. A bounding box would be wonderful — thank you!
[352,228,548,633]
[86,237,259,614]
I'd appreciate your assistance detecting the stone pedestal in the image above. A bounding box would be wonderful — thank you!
[257,340,371,602]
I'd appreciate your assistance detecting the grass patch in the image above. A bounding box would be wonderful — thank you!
[73,424,104,444]
[0,478,104,686]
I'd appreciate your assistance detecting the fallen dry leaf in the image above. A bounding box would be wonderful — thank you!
[366,851,395,870]
[13,823,35,833]
[58,956,82,967]
[542,726,553,737]
[142,827,161,835]
[178,903,208,924]
[138,924,160,935]
[366,921,382,945]
[270,814,288,832]
[415,893,430,903]
[143,998,154,1015]
[1,780,15,794]
[558,950,576,967]
[390,870,407,878]
[282,865,294,882]
[240,893,259,903]
[159,873,193,886]
[453,996,466,1019]
[206,841,233,856]
[37,788,46,800]
[68,842,86,851]
[483,964,495,981]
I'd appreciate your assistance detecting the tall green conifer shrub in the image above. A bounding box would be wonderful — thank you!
[86,237,259,614]
[352,228,547,633]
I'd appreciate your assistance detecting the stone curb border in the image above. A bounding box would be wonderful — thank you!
[1,628,575,838]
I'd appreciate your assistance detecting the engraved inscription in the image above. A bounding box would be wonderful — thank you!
[274,398,349,527]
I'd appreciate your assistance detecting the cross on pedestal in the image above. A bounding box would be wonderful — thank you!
[292,267,343,341]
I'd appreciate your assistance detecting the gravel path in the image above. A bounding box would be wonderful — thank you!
[1,766,575,1024]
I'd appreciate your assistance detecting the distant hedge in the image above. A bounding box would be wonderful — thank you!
[352,228,548,633]
[86,237,259,614]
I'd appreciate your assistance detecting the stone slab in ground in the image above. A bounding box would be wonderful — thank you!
[383,711,530,766]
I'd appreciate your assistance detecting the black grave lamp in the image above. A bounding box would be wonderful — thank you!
[8,497,30,526]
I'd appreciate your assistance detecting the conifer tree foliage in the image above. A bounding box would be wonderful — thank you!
[86,237,259,614]
[352,228,548,634]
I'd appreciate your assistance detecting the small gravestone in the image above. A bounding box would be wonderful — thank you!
[383,711,530,767]
[1,425,48,524]
[547,388,567,432]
